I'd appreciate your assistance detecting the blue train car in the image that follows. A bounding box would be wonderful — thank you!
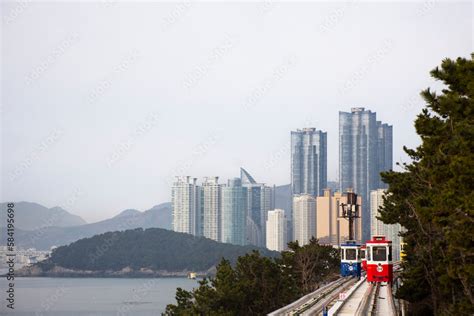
[340,240,362,278]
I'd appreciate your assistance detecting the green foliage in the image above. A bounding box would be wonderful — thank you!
[380,54,474,315]
[164,240,339,315]
[44,228,278,272]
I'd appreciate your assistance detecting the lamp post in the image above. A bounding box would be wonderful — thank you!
[339,191,360,241]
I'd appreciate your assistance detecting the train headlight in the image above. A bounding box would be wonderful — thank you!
[376,265,383,272]
[349,265,354,271]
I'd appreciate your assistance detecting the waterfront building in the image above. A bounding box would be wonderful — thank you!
[171,176,201,235]
[240,168,274,247]
[221,178,247,246]
[202,176,221,241]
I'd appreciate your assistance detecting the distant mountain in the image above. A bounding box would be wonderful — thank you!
[113,209,141,218]
[28,228,279,277]
[0,202,86,230]
[3,202,172,250]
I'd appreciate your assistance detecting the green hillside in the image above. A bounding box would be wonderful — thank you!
[39,228,278,273]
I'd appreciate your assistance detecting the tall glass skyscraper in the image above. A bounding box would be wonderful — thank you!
[377,122,393,188]
[291,128,327,197]
[221,178,247,246]
[240,168,274,247]
[171,176,201,236]
[339,108,393,241]
[202,176,221,242]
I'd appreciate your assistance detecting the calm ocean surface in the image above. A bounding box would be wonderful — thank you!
[0,277,198,315]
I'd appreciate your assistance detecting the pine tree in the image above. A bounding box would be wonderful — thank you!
[380,54,474,315]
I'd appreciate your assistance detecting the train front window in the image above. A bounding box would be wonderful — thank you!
[361,249,366,259]
[346,249,356,260]
[372,246,387,261]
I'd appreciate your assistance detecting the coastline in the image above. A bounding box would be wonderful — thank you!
[8,264,211,278]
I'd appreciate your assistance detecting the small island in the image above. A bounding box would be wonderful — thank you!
[17,228,278,278]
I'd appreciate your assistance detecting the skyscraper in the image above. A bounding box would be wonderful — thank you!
[291,128,327,197]
[377,122,393,188]
[202,176,221,242]
[292,194,316,246]
[221,178,247,246]
[240,168,274,247]
[370,189,403,260]
[339,108,392,241]
[266,209,287,251]
[171,176,201,235]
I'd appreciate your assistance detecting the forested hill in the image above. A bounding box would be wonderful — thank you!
[38,228,279,274]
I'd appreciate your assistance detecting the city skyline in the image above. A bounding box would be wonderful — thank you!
[2,2,471,222]
[170,168,274,247]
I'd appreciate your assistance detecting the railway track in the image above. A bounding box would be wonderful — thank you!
[268,277,356,316]
[374,283,397,316]
[329,280,396,316]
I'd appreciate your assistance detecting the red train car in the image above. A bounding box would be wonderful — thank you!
[366,236,393,283]
[360,244,367,271]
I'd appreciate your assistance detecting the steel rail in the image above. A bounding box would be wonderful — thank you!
[300,277,356,316]
[268,277,351,316]
[328,276,367,315]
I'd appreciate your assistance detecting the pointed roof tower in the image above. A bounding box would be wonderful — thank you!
[240,167,257,185]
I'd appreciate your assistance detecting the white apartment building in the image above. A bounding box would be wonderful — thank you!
[266,209,287,251]
[171,176,201,235]
[370,189,404,260]
[292,194,316,246]
[202,176,221,241]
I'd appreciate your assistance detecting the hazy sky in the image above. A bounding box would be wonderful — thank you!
[1,1,472,222]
